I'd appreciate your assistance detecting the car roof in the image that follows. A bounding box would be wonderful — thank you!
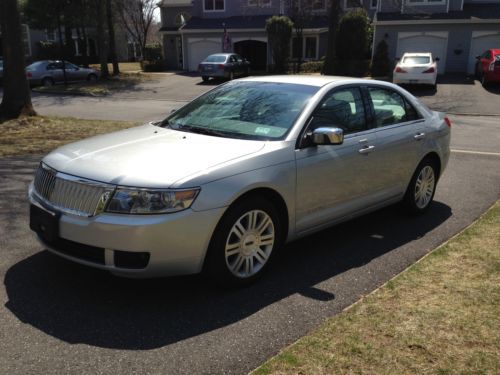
[239,75,375,87]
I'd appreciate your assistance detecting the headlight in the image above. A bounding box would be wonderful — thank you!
[105,188,200,214]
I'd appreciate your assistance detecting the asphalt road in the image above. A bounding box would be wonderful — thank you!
[1,73,496,123]
[0,114,499,374]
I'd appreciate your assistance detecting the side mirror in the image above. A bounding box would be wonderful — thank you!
[434,57,440,62]
[311,127,344,146]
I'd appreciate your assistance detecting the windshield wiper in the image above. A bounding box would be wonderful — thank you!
[177,125,229,138]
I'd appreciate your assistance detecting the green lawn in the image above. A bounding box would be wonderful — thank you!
[254,202,500,374]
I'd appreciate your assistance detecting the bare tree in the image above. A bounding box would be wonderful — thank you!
[116,0,157,60]
[0,0,36,119]
[106,0,120,75]
[94,0,110,78]
[287,0,315,73]
[322,0,342,75]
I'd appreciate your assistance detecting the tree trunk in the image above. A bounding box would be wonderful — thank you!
[106,0,120,75]
[322,0,341,75]
[56,13,68,86]
[95,0,109,78]
[0,0,36,119]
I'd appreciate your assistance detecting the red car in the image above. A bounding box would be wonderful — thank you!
[475,49,500,87]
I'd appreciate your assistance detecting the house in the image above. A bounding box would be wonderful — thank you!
[372,0,500,74]
[159,0,378,71]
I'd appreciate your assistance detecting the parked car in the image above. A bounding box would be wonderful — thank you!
[29,76,451,285]
[393,53,439,87]
[26,60,99,86]
[475,49,500,87]
[198,53,251,82]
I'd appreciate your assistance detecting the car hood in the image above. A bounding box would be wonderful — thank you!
[43,123,266,188]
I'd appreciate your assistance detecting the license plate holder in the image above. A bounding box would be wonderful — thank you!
[30,204,60,243]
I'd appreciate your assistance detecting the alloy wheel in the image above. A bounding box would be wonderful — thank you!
[414,165,435,209]
[224,210,275,278]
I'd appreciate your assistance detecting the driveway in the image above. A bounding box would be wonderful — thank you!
[17,73,499,122]
[0,115,499,374]
[405,74,500,115]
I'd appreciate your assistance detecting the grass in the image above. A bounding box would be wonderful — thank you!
[0,116,139,157]
[253,202,500,375]
[32,72,153,96]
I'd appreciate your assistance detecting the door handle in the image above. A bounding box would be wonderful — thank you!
[358,145,375,154]
[414,132,426,140]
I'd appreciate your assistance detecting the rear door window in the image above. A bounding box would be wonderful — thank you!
[368,87,415,127]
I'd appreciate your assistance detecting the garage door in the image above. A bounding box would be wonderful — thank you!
[187,38,221,71]
[396,32,448,74]
[467,31,500,74]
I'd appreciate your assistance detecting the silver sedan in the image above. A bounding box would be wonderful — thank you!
[26,60,99,86]
[28,76,451,285]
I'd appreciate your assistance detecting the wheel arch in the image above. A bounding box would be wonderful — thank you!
[201,187,290,272]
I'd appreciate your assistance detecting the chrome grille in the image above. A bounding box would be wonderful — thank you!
[33,163,115,217]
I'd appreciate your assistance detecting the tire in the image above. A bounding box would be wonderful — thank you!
[481,74,488,87]
[202,76,209,82]
[41,77,54,87]
[402,158,438,215]
[87,74,98,82]
[205,197,283,286]
[229,71,234,81]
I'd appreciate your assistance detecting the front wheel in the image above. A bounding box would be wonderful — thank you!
[403,159,438,215]
[205,198,282,286]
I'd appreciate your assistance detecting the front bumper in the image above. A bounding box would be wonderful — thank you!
[29,184,225,278]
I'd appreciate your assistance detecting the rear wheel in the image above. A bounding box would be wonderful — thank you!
[41,77,54,87]
[229,71,234,81]
[403,158,438,215]
[205,198,282,286]
[481,74,488,87]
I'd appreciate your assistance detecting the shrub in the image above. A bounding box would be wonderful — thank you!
[141,59,166,72]
[336,9,371,61]
[335,9,371,77]
[371,39,391,77]
[265,16,293,73]
[300,60,324,73]
[143,43,162,61]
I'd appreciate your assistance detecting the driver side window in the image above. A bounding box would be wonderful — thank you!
[310,87,366,134]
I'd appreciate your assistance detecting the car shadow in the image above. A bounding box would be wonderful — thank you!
[4,201,452,350]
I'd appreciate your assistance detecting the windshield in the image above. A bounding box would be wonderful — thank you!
[162,81,318,140]
[402,56,431,65]
[204,55,228,63]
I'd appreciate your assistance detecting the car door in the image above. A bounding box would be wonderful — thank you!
[365,85,426,198]
[64,62,82,81]
[295,85,380,234]
[46,62,64,83]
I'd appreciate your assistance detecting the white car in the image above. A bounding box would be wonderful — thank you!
[393,53,438,87]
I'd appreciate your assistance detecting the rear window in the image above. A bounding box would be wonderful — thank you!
[402,56,431,65]
[204,55,227,63]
